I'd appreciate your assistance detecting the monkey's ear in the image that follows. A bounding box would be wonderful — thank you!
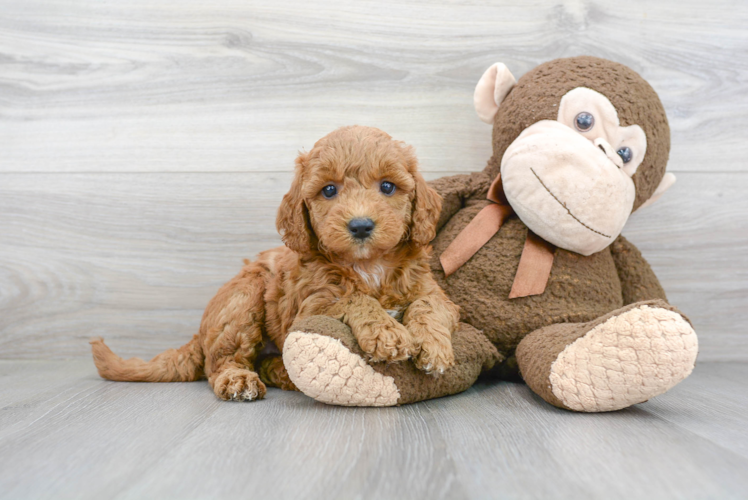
[637,173,676,211]
[276,152,315,254]
[474,62,517,124]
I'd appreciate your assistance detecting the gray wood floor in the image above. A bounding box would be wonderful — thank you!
[1,360,747,500]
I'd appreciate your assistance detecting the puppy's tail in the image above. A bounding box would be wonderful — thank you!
[90,335,205,382]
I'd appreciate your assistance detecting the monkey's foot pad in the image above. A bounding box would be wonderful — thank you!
[283,331,400,406]
[550,305,698,412]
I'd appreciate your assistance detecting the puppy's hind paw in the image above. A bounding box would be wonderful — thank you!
[212,368,267,402]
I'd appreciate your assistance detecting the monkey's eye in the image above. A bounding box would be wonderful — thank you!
[574,112,595,132]
[617,147,633,164]
[380,181,396,196]
[321,185,338,199]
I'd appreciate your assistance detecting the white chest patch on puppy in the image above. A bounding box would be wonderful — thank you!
[353,263,385,289]
[386,308,404,322]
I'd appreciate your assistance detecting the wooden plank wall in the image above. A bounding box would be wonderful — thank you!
[1,0,746,361]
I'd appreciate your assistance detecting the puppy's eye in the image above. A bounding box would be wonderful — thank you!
[380,181,396,196]
[321,185,337,199]
[574,112,595,132]
[617,146,633,164]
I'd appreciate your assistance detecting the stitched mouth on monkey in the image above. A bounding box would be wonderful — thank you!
[528,166,612,239]
[500,119,637,256]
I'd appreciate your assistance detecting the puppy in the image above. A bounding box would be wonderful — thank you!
[91,126,459,401]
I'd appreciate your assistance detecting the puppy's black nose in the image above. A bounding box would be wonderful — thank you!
[348,218,375,240]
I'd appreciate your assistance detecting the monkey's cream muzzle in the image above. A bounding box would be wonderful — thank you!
[501,120,636,256]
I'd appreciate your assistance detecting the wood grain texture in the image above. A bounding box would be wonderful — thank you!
[1,360,747,499]
[1,171,745,360]
[1,0,747,361]
[2,4,746,499]
[0,0,746,174]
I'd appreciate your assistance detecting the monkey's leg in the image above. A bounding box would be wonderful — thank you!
[282,316,501,406]
[516,299,698,412]
[201,269,268,401]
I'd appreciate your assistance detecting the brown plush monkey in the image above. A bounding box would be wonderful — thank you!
[282,56,698,412]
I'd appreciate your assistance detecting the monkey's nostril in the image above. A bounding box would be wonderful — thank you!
[348,218,375,240]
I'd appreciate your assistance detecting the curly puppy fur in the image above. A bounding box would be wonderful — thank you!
[91,126,460,401]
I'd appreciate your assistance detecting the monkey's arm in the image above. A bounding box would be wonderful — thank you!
[610,235,668,305]
[428,171,492,232]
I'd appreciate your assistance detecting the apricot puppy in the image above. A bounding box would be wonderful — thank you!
[91,126,459,401]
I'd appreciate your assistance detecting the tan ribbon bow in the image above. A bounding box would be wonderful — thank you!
[439,174,555,298]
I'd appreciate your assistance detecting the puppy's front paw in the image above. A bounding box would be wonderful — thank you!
[356,317,418,363]
[415,337,455,375]
[212,368,267,401]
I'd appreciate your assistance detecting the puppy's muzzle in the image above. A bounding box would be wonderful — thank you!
[348,218,375,240]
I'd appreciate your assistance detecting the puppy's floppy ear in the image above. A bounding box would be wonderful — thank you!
[410,170,442,246]
[276,151,315,255]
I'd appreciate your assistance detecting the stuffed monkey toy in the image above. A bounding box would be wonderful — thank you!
[282,56,698,412]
